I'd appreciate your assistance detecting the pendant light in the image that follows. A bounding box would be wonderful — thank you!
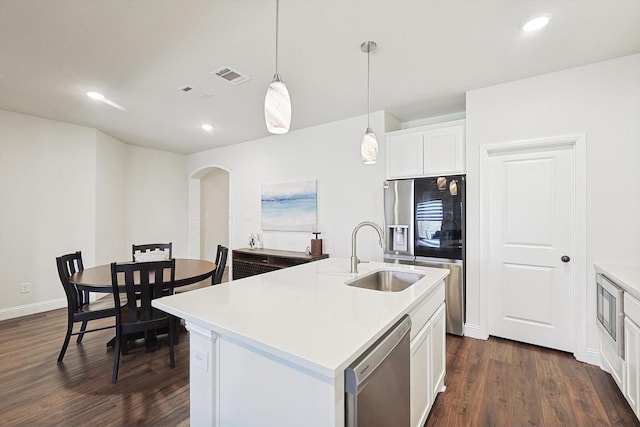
[360,41,378,164]
[264,0,291,134]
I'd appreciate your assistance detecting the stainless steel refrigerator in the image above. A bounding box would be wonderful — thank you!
[383,176,466,336]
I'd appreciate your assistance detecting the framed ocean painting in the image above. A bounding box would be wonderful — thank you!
[261,180,317,232]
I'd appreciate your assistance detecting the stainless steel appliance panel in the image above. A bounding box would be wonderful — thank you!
[383,179,414,257]
[597,273,624,358]
[345,315,411,427]
[383,254,415,266]
[415,257,464,336]
[414,175,465,260]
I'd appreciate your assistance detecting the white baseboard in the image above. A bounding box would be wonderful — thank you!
[0,298,66,321]
[577,346,602,367]
[462,322,602,368]
[463,323,488,340]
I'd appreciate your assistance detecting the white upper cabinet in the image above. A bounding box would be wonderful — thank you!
[386,120,465,179]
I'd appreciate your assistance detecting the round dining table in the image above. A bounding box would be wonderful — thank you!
[69,258,217,291]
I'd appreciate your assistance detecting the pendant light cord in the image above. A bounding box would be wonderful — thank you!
[367,45,371,129]
[275,0,280,75]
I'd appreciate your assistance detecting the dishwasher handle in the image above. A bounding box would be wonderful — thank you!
[345,314,411,394]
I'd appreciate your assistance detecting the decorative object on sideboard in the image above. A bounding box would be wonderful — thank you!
[360,40,378,164]
[311,231,323,257]
[248,233,256,249]
[264,0,291,134]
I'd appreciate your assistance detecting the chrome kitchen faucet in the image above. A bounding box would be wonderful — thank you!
[350,221,385,273]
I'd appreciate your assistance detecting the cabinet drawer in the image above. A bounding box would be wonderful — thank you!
[408,281,445,341]
[626,292,640,326]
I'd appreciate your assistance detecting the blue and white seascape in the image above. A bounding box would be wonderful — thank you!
[261,180,317,232]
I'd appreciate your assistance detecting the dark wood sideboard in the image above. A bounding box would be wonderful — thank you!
[232,248,329,280]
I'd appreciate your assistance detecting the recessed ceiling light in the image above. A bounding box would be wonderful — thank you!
[522,14,551,32]
[86,91,105,100]
[201,124,213,132]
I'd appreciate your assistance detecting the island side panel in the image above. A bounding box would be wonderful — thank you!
[218,335,341,427]
[186,323,220,427]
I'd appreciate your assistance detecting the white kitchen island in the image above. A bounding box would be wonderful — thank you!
[153,257,449,427]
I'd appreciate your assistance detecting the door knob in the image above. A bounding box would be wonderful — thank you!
[561,255,571,263]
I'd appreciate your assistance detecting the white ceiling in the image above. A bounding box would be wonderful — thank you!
[1,0,639,154]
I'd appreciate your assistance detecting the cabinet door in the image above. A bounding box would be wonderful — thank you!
[410,320,432,427]
[387,132,424,179]
[625,316,639,415]
[431,303,446,397]
[422,124,464,176]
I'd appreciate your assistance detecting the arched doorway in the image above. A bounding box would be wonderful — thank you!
[188,166,231,263]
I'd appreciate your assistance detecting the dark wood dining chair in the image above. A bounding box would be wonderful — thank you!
[173,244,227,294]
[131,242,172,261]
[213,244,222,267]
[56,251,118,363]
[110,259,176,383]
[213,246,228,285]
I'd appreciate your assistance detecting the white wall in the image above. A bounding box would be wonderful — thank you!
[0,110,96,314]
[126,145,188,258]
[0,110,188,319]
[95,131,127,263]
[465,54,640,357]
[188,111,388,263]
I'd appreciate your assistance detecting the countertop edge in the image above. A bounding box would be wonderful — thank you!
[595,264,640,300]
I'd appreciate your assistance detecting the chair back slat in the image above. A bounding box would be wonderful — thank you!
[57,251,85,310]
[213,246,228,285]
[132,243,172,261]
[214,244,222,266]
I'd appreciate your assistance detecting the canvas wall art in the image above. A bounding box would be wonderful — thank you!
[261,180,317,232]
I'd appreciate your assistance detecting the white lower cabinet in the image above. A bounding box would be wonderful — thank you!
[431,304,446,398]
[625,313,640,416]
[410,302,446,427]
[625,290,640,418]
[410,317,431,427]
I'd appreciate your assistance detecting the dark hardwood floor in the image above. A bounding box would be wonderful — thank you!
[426,335,639,427]
[0,310,191,426]
[1,296,637,426]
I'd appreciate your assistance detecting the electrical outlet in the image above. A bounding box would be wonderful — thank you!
[192,349,208,372]
[20,282,31,294]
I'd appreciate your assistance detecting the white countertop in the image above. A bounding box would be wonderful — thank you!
[595,264,640,298]
[154,257,449,378]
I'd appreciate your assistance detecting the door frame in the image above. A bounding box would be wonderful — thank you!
[188,165,234,261]
[479,134,588,362]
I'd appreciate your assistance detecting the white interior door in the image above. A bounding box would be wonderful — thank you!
[486,141,575,352]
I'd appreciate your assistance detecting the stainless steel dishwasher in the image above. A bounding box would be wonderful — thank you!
[345,314,411,427]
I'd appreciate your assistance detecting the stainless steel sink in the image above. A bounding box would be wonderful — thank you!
[346,270,424,292]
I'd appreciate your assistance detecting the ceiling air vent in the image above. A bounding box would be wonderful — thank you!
[213,67,251,86]
[177,85,213,100]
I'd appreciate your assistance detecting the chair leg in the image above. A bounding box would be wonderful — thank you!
[112,331,122,384]
[76,320,88,343]
[173,317,180,345]
[57,318,73,363]
[169,317,175,369]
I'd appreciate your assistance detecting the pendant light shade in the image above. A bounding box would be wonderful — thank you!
[265,73,291,134]
[360,41,378,164]
[361,128,378,164]
[265,0,291,134]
